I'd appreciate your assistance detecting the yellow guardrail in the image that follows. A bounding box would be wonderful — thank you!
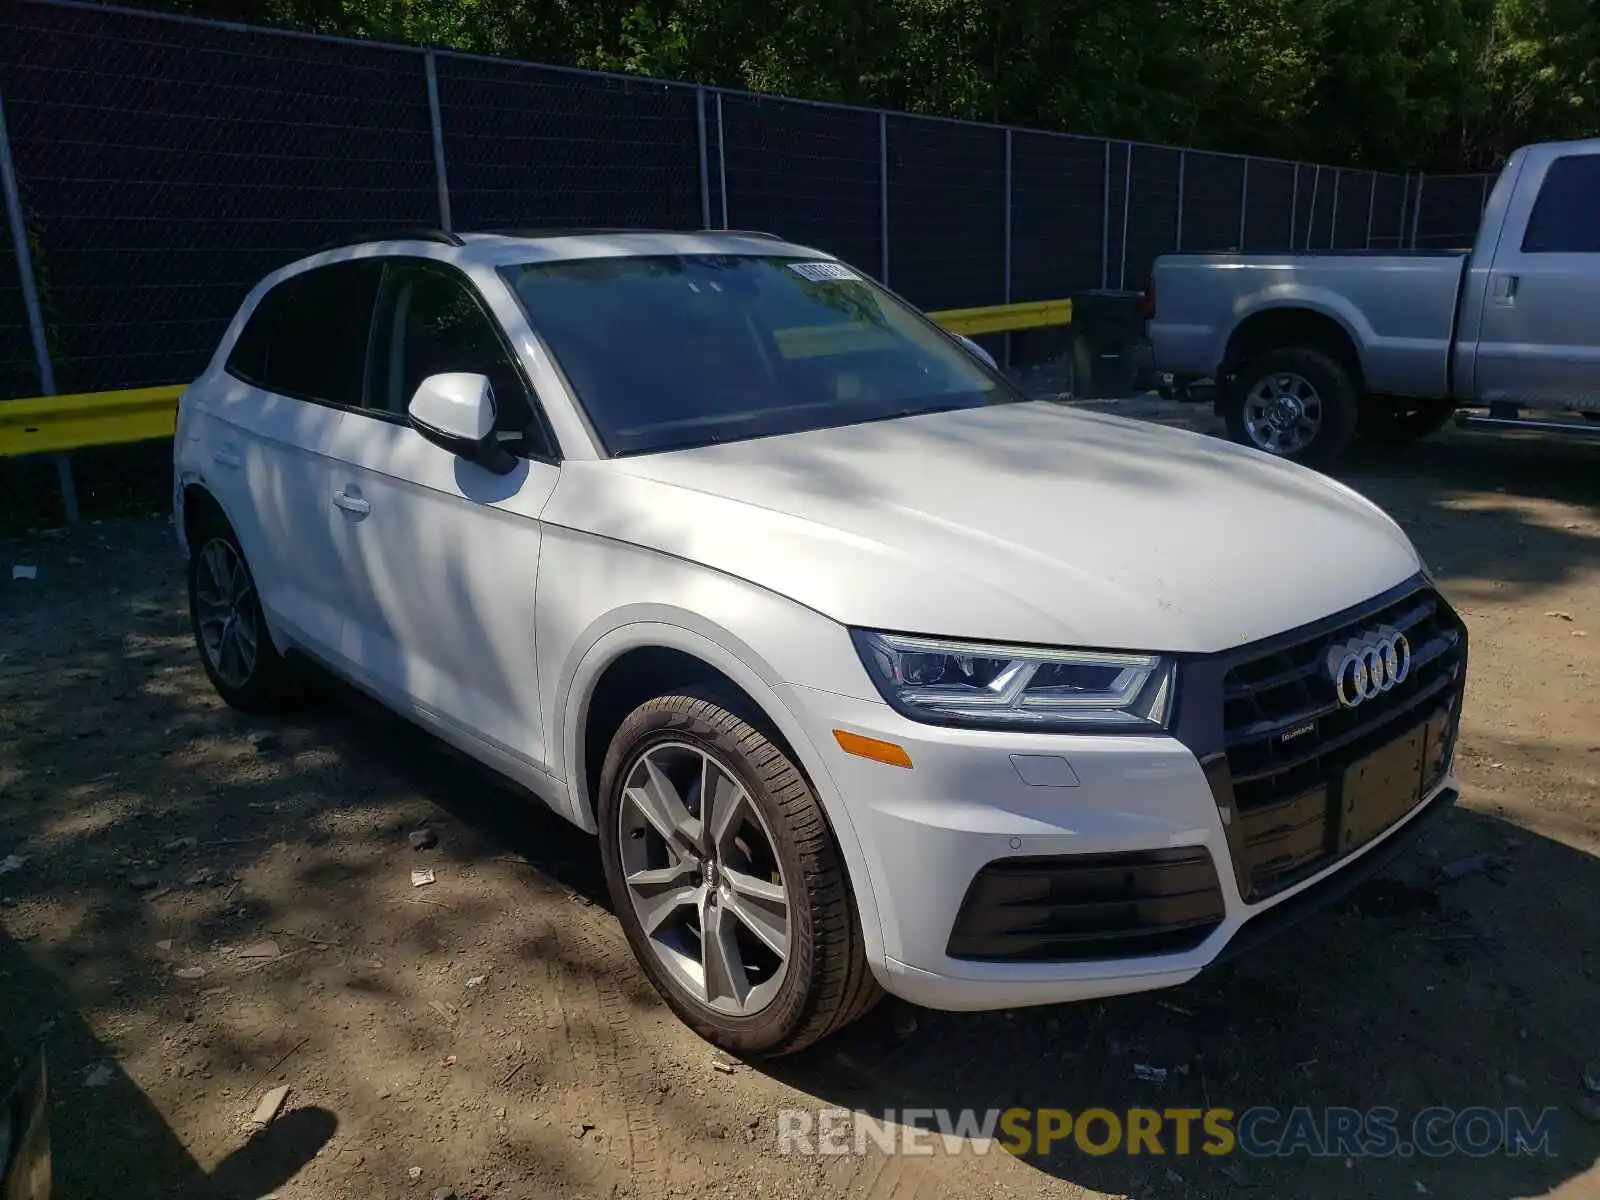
[0,384,183,457]
[0,299,1072,458]
[928,298,1073,336]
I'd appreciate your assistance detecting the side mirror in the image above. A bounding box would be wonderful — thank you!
[407,373,516,476]
[954,334,999,372]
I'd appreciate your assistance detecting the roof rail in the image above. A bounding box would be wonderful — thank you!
[314,228,464,251]
[473,227,680,239]
[470,227,790,242]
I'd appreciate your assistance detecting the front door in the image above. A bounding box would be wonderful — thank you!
[325,258,561,770]
[1473,149,1600,411]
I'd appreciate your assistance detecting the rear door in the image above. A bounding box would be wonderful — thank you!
[1473,148,1600,410]
[325,258,561,771]
[196,261,380,657]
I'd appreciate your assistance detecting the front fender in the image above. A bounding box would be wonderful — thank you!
[557,616,888,970]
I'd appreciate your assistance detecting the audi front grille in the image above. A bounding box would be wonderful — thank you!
[1198,581,1468,902]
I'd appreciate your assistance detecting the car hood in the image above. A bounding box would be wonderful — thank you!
[550,402,1422,653]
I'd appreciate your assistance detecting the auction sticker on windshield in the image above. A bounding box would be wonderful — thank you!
[788,261,862,283]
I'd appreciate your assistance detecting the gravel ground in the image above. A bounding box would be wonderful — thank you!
[2,400,1598,1200]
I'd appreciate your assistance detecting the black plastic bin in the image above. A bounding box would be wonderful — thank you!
[1071,289,1147,398]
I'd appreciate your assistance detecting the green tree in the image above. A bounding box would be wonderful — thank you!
[142,0,1598,171]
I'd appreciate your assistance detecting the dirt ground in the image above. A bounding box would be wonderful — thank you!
[2,400,1598,1200]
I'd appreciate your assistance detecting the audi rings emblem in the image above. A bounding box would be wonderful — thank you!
[1326,626,1412,708]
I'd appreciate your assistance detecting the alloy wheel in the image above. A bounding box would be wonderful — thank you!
[617,742,791,1016]
[194,538,260,690]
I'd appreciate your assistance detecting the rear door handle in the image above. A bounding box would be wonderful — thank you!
[333,487,371,517]
[1491,274,1519,305]
[212,448,242,468]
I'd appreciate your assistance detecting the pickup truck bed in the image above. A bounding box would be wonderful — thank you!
[1147,137,1600,465]
[1152,250,1469,401]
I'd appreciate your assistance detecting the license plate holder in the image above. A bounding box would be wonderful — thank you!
[1337,723,1427,852]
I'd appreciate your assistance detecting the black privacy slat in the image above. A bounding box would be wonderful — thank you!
[718,95,881,274]
[886,115,1005,311]
[1181,152,1246,252]
[0,0,436,391]
[1010,132,1106,300]
[1123,145,1178,287]
[1243,159,1296,252]
[436,54,699,233]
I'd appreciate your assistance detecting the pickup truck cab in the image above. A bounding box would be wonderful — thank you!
[1148,138,1600,464]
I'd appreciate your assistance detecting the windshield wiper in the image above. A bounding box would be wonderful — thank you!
[613,432,727,457]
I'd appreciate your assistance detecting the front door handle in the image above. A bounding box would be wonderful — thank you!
[1491,274,1519,305]
[212,448,242,468]
[333,488,371,517]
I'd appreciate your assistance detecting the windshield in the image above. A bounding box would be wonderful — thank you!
[497,254,1021,455]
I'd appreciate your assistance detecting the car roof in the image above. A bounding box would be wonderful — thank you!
[298,228,834,272]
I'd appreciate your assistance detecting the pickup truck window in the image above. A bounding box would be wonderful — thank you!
[1521,155,1600,253]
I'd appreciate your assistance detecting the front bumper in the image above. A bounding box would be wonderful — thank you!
[785,578,1466,1012]
[791,682,1456,1011]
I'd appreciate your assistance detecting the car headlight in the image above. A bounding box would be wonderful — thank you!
[850,630,1176,732]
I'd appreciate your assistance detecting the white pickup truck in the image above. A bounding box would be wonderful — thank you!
[1147,138,1600,464]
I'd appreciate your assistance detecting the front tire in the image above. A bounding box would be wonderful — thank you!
[598,694,881,1056]
[187,514,299,712]
[1358,396,1456,444]
[1223,346,1360,466]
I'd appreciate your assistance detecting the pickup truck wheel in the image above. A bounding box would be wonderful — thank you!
[1358,396,1456,444]
[1225,348,1358,466]
[598,693,881,1057]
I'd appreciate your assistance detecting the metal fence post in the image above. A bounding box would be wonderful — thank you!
[1174,149,1185,252]
[716,92,729,229]
[1100,141,1111,288]
[1238,158,1250,250]
[1305,165,1320,250]
[695,87,711,229]
[1329,167,1340,248]
[1289,163,1299,249]
[422,49,452,232]
[1365,172,1377,248]
[0,83,76,522]
[1410,174,1425,248]
[1118,143,1132,290]
[878,111,890,284]
[1397,173,1411,248]
[1002,127,1013,367]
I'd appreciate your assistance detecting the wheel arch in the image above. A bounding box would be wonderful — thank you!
[1222,305,1367,394]
[559,619,888,968]
[179,477,229,555]
[178,477,293,655]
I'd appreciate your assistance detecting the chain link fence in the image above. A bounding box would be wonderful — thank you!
[0,0,1494,529]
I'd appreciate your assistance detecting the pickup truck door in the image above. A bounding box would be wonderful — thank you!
[1472,149,1600,410]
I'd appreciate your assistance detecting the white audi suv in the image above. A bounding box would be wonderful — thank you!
[173,230,1467,1055]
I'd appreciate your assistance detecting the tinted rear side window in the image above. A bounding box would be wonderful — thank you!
[1521,155,1600,253]
[225,261,382,406]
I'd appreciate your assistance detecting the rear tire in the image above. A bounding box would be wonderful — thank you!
[1357,396,1456,444]
[1223,346,1360,467]
[187,512,300,712]
[598,693,881,1056]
